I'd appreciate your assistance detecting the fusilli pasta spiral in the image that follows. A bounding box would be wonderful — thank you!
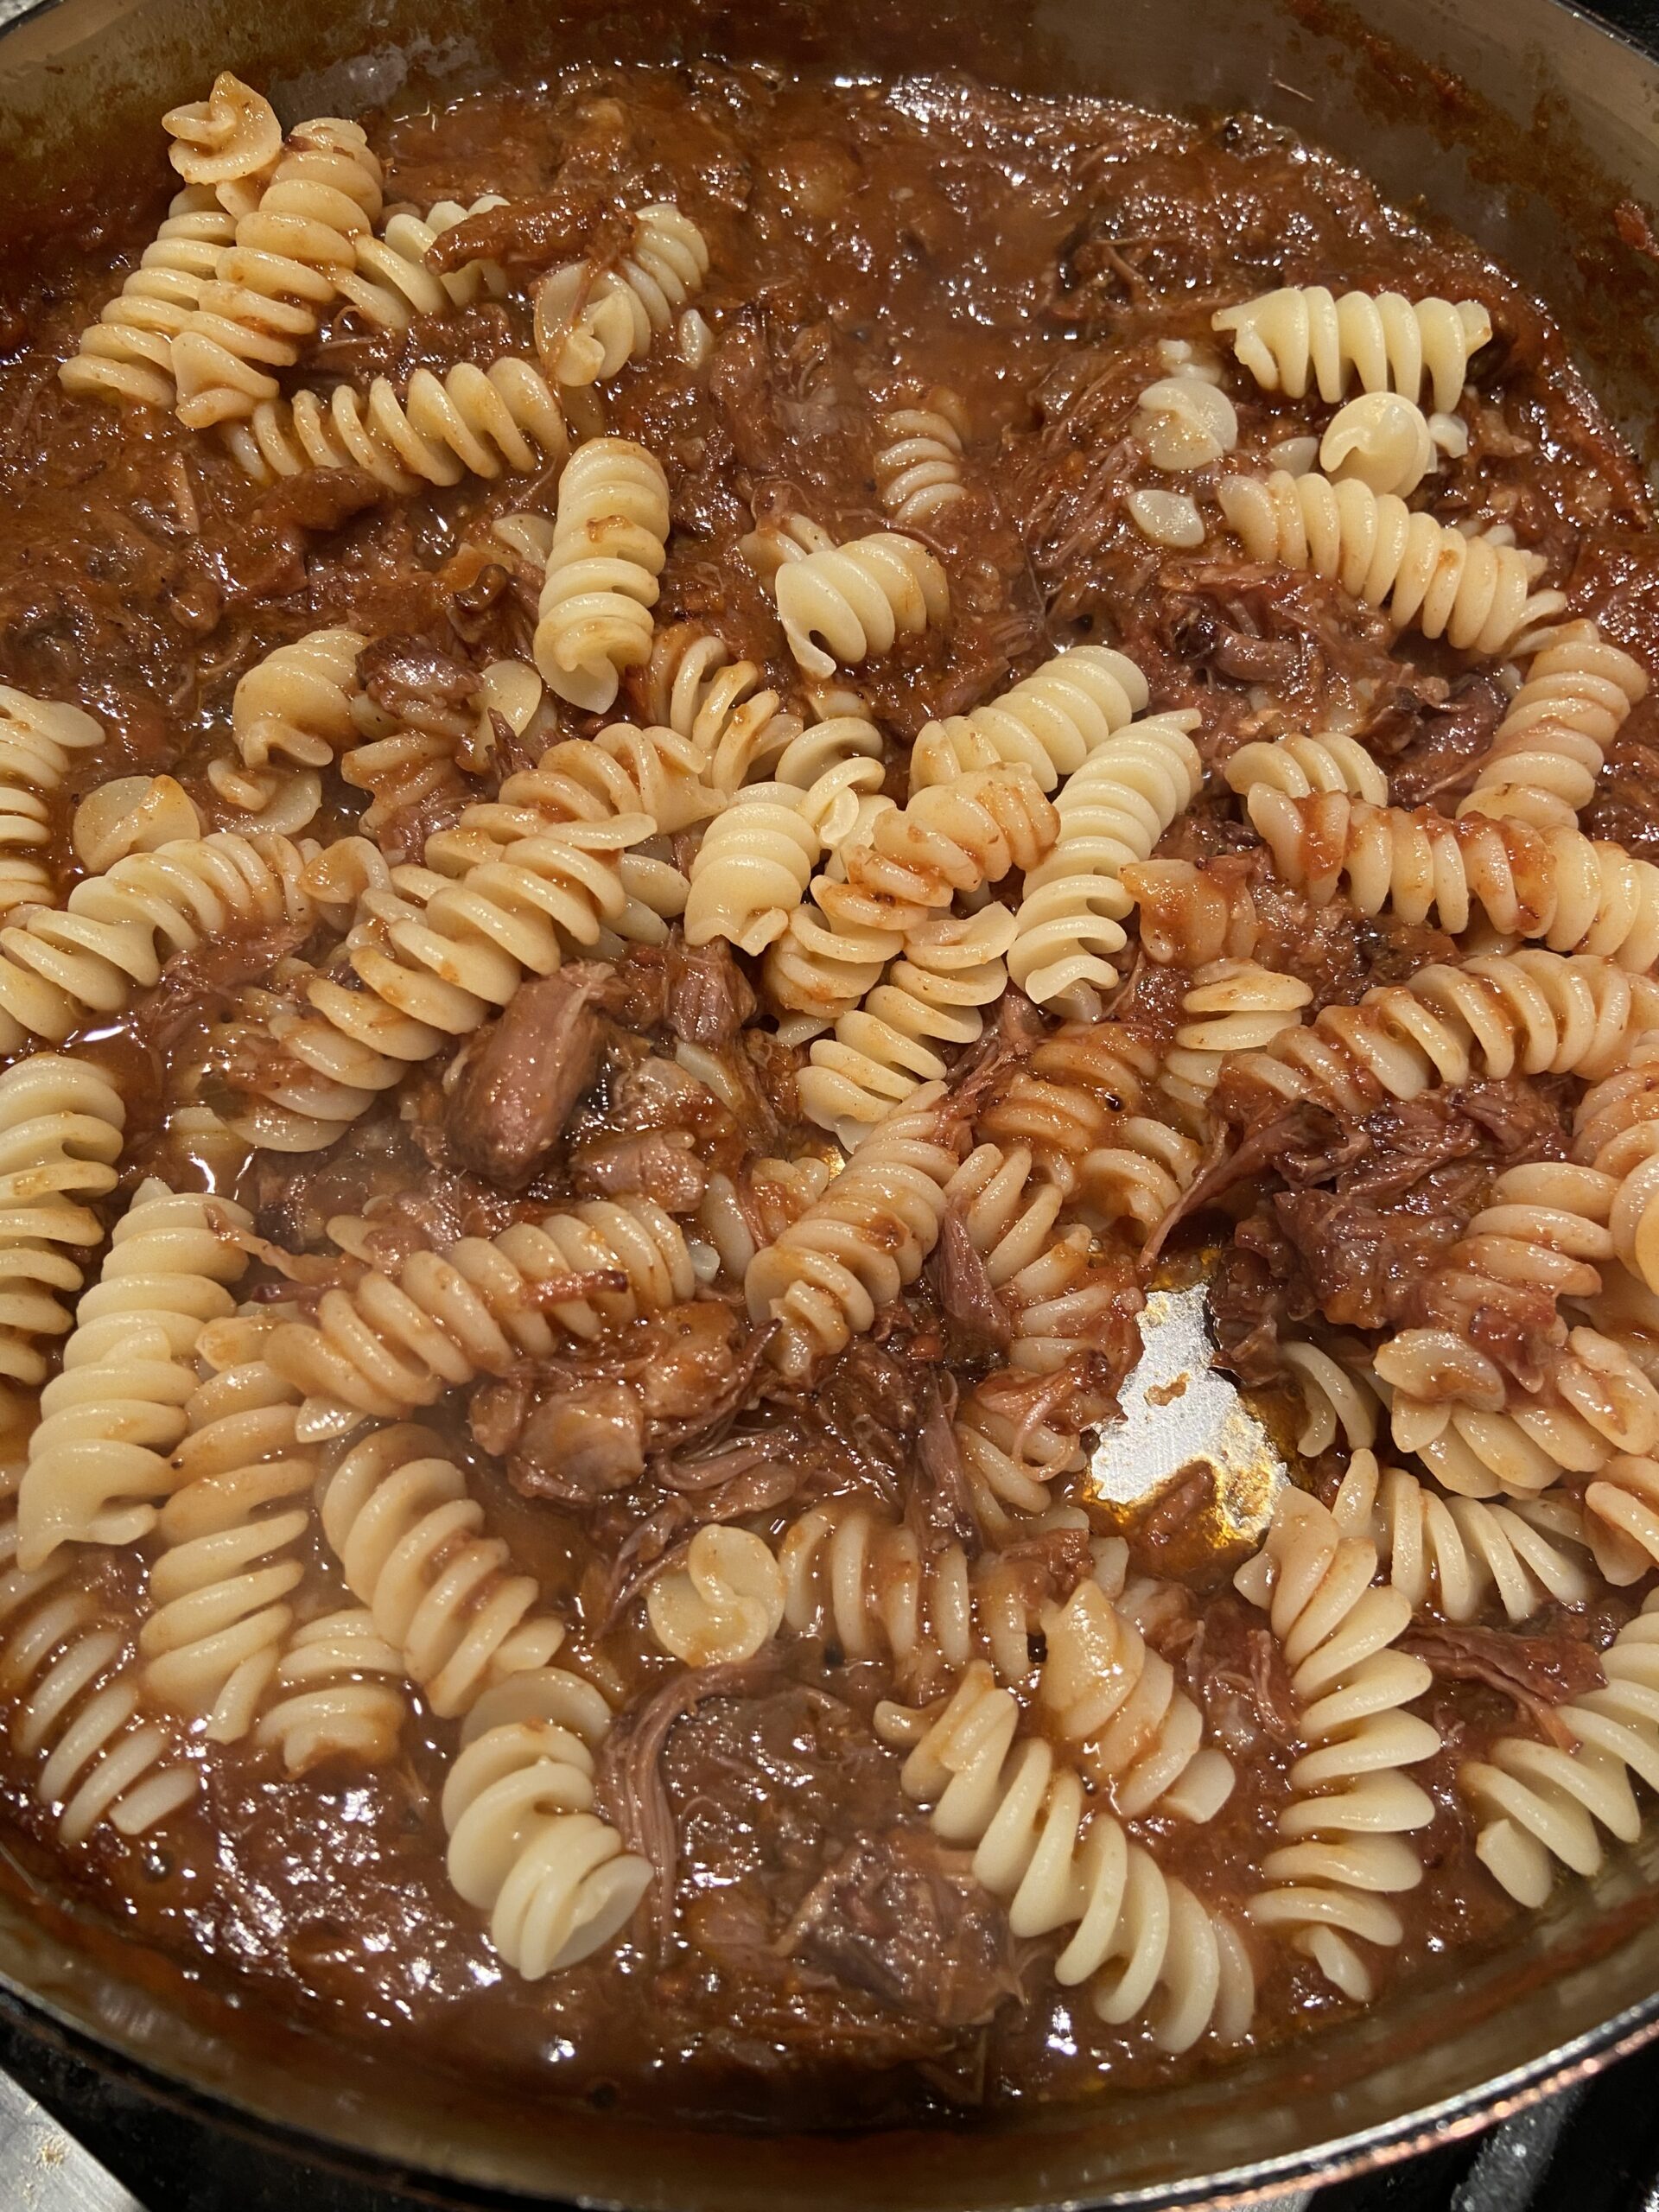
[535,203,709,385]
[880,1662,1255,2051]
[0,1053,125,1394]
[171,118,385,427]
[773,531,949,679]
[162,72,282,202]
[1318,391,1434,497]
[251,1606,409,1773]
[909,645,1148,793]
[534,437,671,712]
[774,1501,972,1690]
[442,1667,652,1977]
[59,187,239,410]
[1459,621,1649,831]
[18,1181,251,1570]
[1219,470,1564,656]
[1223,731,1387,806]
[268,1195,696,1418]
[0,686,101,911]
[321,1422,568,1713]
[1249,787,1659,970]
[221,355,570,492]
[338,194,508,328]
[695,1154,836,1281]
[645,1525,787,1667]
[1158,958,1314,1116]
[1463,1594,1659,1905]
[1009,712,1203,1013]
[824,764,1056,935]
[1211,285,1492,412]
[745,1083,963,1380]
[1236,1486,1440,2000]
[874,387,969,525]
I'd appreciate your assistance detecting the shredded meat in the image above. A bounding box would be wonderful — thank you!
[779,1831,1022,2027]
[1361,672,1509,809]
[664,937,757,1047]
[1404,1621,1607,1743]
[929,1205,1011,1357]
[906,1378,978,1556]
[443,965,607,1188]
[573,1130,707,1211]
[135,922,310,1062]
[509,1376,647,1501]
[356,632,478,729]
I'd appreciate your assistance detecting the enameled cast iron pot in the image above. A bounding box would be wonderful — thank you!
[5,0,1659,2200]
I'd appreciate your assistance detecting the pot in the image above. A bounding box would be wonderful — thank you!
[3,0,1659,2202]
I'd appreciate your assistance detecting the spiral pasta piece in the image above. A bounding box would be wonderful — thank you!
[171,118,385,427]
[336,194,508,328]
[1122,856,1263,969]
[821,764,1056,936]
[1332,1448,1600,1621]
[1235,1486,1440,1999]
[268,1195,696,1418]
[943,1138,1125,1381]
[910,645,1148,793]
[18,1181,252,1571]
[1009,713,1203,1013]
[1218,950,1659,1124]
[880,1662,1254,2051]
[0,686,99,910]
[745,1083,963,1381]
[251,1607,409,1774]
[442,1668,652,1977]
[228,626,366,778]
[1319,391,1434,497]
[59,187,240,410]
[454,721,723,848]
[1249,787,1659,970]
[535,203,709,386]
[0,830,315,1055]
[223,817,646,1153]
[0,1054,125,1395]
[683,782,823,955]
[798,905,1017,1145]
[137,1315,317,1739]
[1463,1595,1659,1906]
[1039,1580,1236,1821]
[534,437,670,713]
[695,1154,836,1281]
[1212,285,1492,413]
[1281,1336,1383,1455]
[1223,731,1387,806]
[644,626,799,792]
[1387,1335,1659,1500]
[874,388,969,525]
[646,1525,787,1667]
[221,353,570,493]
[1460,621,1649,831]
[773,531,950,680]
[1582,1456,1659,1578]
[775,1501,972,1691]
[1159,958,1314,1116]
[1219,471,1563,656]
[0,1468,197,1846]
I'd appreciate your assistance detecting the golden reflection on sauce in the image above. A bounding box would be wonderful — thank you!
[1086,1278,1288,1577]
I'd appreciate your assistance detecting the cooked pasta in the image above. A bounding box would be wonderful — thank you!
[137,1314,315,1738]
[1008,712,1204,1013]
[1459,620,1649,831]
[811,764,1056,940]
[644,626,798,791]
[874,387,969,524]
[0,686,102,912]
[170,118,385,427]
[221,818,647,1153]
[0,1053,125,1394]
[1222,732,1388,805]
[321,1424,567,1713]
[646,1525,788,1666]
[220,355,570,491]
[683,782,824,954]
[228,626,366,776]
[71,776,202,874]
[760,890,905,1031]
[944,1138,1126,1377]
[1318,391,1434,497]
[1463,1595,1659,1905]
[58,188,240,410]
[17,1181,251,1570]
[1122,856,1262,969]
[1219,471,1564,655]
[1039,1580,1236,1821]
[745,1082,963,1379]
[1249,787,1659,969]
[879,1662,1255,2051]
[1134,373,1238,472]
[1236,1486,1440,2000]
[1332,1449,1599,1622]
[1218,950,1659,1124]
[0,1468,196,1846]
[251,1607,409,1774]
[773,531,950,679]
[1159,958,1313,1115]
[1281,1336,1383,1455]
[442,1667,652,1977]
[909,645,1148,792]
[534,437,671,712]
[338,194,509,328]
[455,723,723,843]
[534,203,710,386]
[774,1501,971,1690]
[0,830,315,1054]
[798,905,1017,1143]
[268,1197,696,1417]
[1211,284,1492,412]
[694,1154,836,1280]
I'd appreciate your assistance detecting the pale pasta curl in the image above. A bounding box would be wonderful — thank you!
[1212,284,1492,412]
[874,387,969,525]
[1459,620,1648,832]
[645,1526,787,1667]
[909,645,1148,793]
[1223,731,1387,806]
[534,437,671,713]
[0,1053,125,1395]
[773,531,950,679]
[535,203,710,386]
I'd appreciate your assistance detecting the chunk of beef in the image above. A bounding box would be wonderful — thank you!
[248,467,389,537]
[664,937,756,1047]
[1273,1185,1471,1332]
[573,1131,707,1212]
[424,188,626,276]
[779,1831,1020,2028]
[509,1376,646,1501]
[443,965,607,1188]
[648,1316,779,1456]
[907,1379,979,1555]
[137,922,310,1061]
[357,632,477,736]
[1404,1621,1606,1743]
[1363,672,1509,809]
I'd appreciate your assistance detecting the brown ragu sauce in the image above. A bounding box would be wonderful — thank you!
[0,47,1656,2130]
